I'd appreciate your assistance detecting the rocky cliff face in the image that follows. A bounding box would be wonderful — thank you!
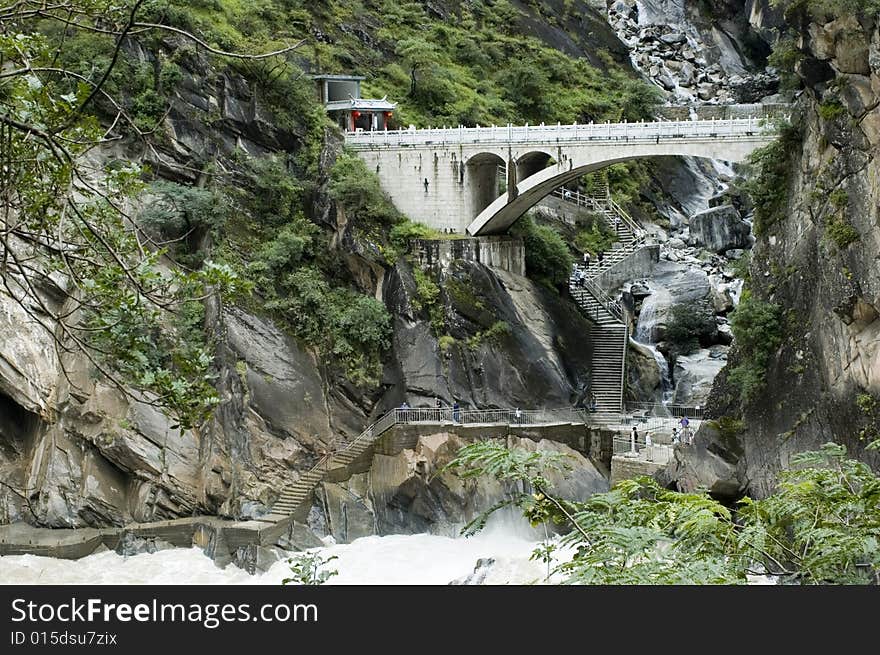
[670,9,880,498]
[0,27,597,531]
[0,241,594,529]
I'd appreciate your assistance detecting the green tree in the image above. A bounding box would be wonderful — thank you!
[665,303,716,356]
[0,1,301,429]
[511,215,574,288]
[444,441,880,584]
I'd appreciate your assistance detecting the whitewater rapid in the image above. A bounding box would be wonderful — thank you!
[0,525,557,585]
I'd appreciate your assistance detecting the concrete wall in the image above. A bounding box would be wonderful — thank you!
[610,454,666,486]
[373,422,593,458]
[410,236,526,276]
[593,244,660,291]
[359,148,475,233]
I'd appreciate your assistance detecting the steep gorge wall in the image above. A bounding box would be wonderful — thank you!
[669,8,880,498]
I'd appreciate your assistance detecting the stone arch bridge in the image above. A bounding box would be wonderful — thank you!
[344,106,788,235]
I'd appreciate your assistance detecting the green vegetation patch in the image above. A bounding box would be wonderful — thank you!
[665,303,717,356]
[511,215,574,288]
[445,440,880,584]
[728,291,783,403]
[742,122,802,236]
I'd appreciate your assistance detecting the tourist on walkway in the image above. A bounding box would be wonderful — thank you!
[588,392,597,413]
[514,407,521,423]
[671,427,680,444]
[679,415,691,444]
[597,250,604,264]
[583,251,591,266]
[399,401,410,422]
[614,216,621,234]
[631,425,639,453]
[453,401,461,424]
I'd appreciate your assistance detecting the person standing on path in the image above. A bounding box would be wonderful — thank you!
[453,401,461,424]
[597,250,604,265]
[583,251,591,267]
[679,415,691,443]
[631,425,639,454]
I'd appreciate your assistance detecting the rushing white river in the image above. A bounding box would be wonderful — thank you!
[0,524,559,585]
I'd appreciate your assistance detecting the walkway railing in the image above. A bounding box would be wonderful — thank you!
[625,402,705,420]
[345,113,786,148]
[316,405,591,474]
[608,198,645,241]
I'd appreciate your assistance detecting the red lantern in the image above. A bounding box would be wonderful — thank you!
[385,111,393,118]
[353,110,361,118]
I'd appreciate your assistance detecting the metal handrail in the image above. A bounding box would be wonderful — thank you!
[608,197,645,240]
[624,402,705,419]
[318,406,592,470]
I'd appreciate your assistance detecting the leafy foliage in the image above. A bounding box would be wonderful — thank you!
[573,213,617,256]
[665,303,717,356]
[139,181,232,267]
[0,5,249,430]
[220,153,393,387]
[282,551,339,585]
[511,215,574,288]
[728,291,783,403]
[153,0,661,129]
[742,122,802,236]
[412,266,444,333]
[329,152,404,229]
[447,441,880,584]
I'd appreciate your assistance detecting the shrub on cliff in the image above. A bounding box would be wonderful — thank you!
[511,215,574,288]
[728,292,783,403]
[665,303,717,356]
[742,122,802,236]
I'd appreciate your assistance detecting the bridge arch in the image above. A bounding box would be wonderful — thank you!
[465,152,507,216]
[467,138,769,236]
[515,150,556,182]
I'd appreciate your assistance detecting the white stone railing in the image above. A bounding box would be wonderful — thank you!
[344,112,787,148]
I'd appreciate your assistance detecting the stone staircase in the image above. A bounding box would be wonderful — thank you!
[262,407,592,523]
[262,410,399,523]
[563,192,649,414]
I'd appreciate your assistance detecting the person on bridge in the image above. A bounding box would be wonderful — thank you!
[597,250,605,264]
[583,251,591,267]
[614,216,621,234]
[453,401,461,424]
[423,178,429,194]
[631,425,639,454]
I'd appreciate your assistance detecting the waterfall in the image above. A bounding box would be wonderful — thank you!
[634,286,674,406]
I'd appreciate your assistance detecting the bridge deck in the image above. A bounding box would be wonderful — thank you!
[344,116,779,149]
